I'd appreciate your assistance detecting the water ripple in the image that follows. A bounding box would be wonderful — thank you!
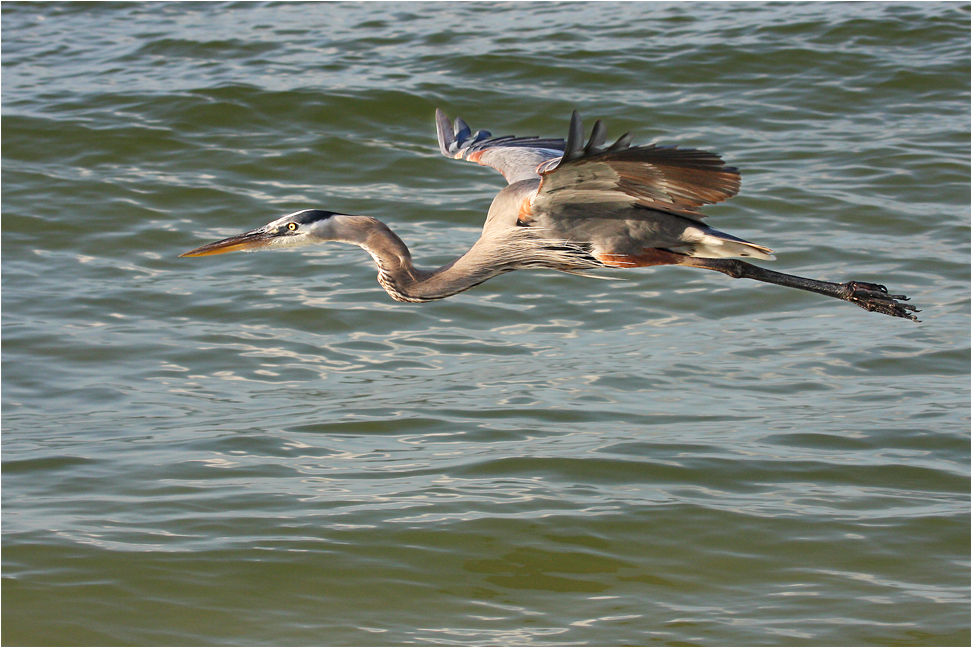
[3,2,968,645]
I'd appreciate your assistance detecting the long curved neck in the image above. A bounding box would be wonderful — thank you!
[331,216,508,303]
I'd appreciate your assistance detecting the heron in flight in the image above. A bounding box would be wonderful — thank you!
[181,109,917,321]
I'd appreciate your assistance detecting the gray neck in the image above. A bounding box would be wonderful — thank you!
[336,217,510,303]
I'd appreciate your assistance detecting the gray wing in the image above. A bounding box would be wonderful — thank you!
[435,109,566,184]
[531,111,741,220]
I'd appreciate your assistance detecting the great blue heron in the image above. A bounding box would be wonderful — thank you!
[181,109,918,321]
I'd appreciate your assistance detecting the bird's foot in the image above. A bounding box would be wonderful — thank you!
[842,281,920,322]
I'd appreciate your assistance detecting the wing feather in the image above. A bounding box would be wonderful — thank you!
[435,109,566,184]
[533,111,740,219]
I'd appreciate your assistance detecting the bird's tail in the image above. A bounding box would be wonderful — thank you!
[671,225,776,261]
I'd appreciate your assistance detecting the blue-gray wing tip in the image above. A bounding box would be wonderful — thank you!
[435,109,494,156]
[435,108,454,156]
[453,116,471,144]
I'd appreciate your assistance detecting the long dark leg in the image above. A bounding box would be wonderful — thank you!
[679,257,919,321]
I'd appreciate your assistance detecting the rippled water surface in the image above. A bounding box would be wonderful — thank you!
[2,2,969,645]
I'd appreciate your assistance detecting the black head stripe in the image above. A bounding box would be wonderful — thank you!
[293,209,342,224]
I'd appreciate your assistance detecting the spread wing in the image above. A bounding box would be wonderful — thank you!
[435,109,566,184]
[531,111,741,220]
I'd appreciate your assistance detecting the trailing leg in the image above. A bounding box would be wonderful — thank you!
[678,257,919,321]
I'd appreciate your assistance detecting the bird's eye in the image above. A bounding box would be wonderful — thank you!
[287,222,299,231]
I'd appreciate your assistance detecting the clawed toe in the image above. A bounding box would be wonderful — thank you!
[844,281,920,322]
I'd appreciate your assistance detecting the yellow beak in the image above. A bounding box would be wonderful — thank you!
[179,229,276,257]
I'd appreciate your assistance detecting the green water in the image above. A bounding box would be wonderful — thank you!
[2,2,969,645]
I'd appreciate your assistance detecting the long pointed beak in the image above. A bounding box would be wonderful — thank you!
[179,229,276,257]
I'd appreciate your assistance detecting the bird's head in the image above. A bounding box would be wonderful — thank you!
[179,209,343,257]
